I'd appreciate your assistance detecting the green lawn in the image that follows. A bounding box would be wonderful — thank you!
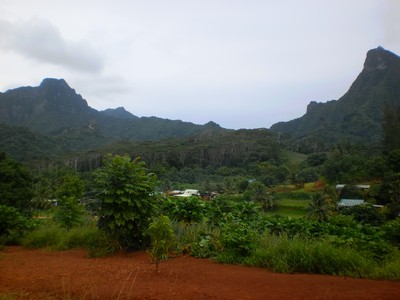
[268,195,310,218]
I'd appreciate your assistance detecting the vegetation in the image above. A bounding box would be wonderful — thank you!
[1,137,399,276]
[148,215,175,273]
[0,153,34,214]
[307,192,330,221]
[93,155,159,250]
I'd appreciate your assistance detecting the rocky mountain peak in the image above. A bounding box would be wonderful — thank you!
[363,46,399,72]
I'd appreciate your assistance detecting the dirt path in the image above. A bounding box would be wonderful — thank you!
[0,246,399,299]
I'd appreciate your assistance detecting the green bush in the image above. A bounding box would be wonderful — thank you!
[162,196,208,223]
[217,220,257,262]
[148,215,175,272]
[381,218,400,246]
[53,196,86,229]
[0,204,34,245]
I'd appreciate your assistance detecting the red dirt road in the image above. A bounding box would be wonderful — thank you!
[0,246,399,299]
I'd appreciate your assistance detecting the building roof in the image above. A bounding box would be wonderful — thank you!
[336,184,371,190]
[338,199,365,207]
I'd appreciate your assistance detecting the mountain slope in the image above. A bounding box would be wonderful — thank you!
[0,78,227,144]
[270,47,400,149]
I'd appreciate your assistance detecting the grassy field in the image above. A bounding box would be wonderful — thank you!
[269,184,313,218]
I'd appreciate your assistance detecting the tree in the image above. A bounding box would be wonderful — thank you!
[338,204,385,226]
[0,204,33,245]
[382,104,400,153]
[93,155,159,250]
[148,215,175,273]
[54,172,86,229]
[244,182,275,211]
[0,153,33,214]
[307,192,329,222]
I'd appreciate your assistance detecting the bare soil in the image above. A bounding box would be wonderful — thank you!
[0,246,399,299]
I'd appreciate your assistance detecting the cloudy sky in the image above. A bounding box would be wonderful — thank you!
[0,1,399,129]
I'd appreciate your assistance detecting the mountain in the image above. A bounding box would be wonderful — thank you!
[0,78,227,147]
[101,107,138,119]
[270,47,400,151]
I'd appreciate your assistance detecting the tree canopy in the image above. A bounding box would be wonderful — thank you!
[93,155,159,250]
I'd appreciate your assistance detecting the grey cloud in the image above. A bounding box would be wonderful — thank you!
[0,18,104,72]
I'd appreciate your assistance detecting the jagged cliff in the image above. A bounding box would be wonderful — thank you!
[270,47,400,150]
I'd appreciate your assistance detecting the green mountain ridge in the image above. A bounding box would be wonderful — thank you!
[0,78,227,143]
[1,47,399,165]
[270,46,400,152]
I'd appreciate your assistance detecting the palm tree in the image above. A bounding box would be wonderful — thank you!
[307,192,329,222]
[244,182,275,211]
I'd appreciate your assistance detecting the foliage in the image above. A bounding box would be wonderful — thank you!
[207,196,263,228]
[148,215,175,272]
[381,218,400,246]
[322,152,367,183]
[339,184,365,200]
[307,192,330,221]
[162,196,208,223]
[93,155,159,250]
[21,221,116,256]
[55,172,86,199]
[338,204,386,226]
[53,196,86,229]
[172,221,220,258]
[383,105,400,153]
[0,153,34,214]
[52,172,87,229]
[0,204,34,245]
[369,250,400,280]
[243,182,275,211]
[244,234,370,277]
[218,218,258,262]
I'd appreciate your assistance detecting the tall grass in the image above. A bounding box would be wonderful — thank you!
[240,234,372,278]
[21,222,117,257]
[369,250,400,280]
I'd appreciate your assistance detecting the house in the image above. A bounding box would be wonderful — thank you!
[174,189,200,197]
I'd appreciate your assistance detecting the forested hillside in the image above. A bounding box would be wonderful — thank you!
[270,47,400,153]
[0,78,227,145]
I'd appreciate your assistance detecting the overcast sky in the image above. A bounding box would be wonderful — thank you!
[0,0,399,129]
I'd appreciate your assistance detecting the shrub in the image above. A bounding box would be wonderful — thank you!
[148,215,175,273]
[53,196,86,229]
[217,219,257,263]
[381,218,400,246]
[162,196,208,223]
[0,204,34,245]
